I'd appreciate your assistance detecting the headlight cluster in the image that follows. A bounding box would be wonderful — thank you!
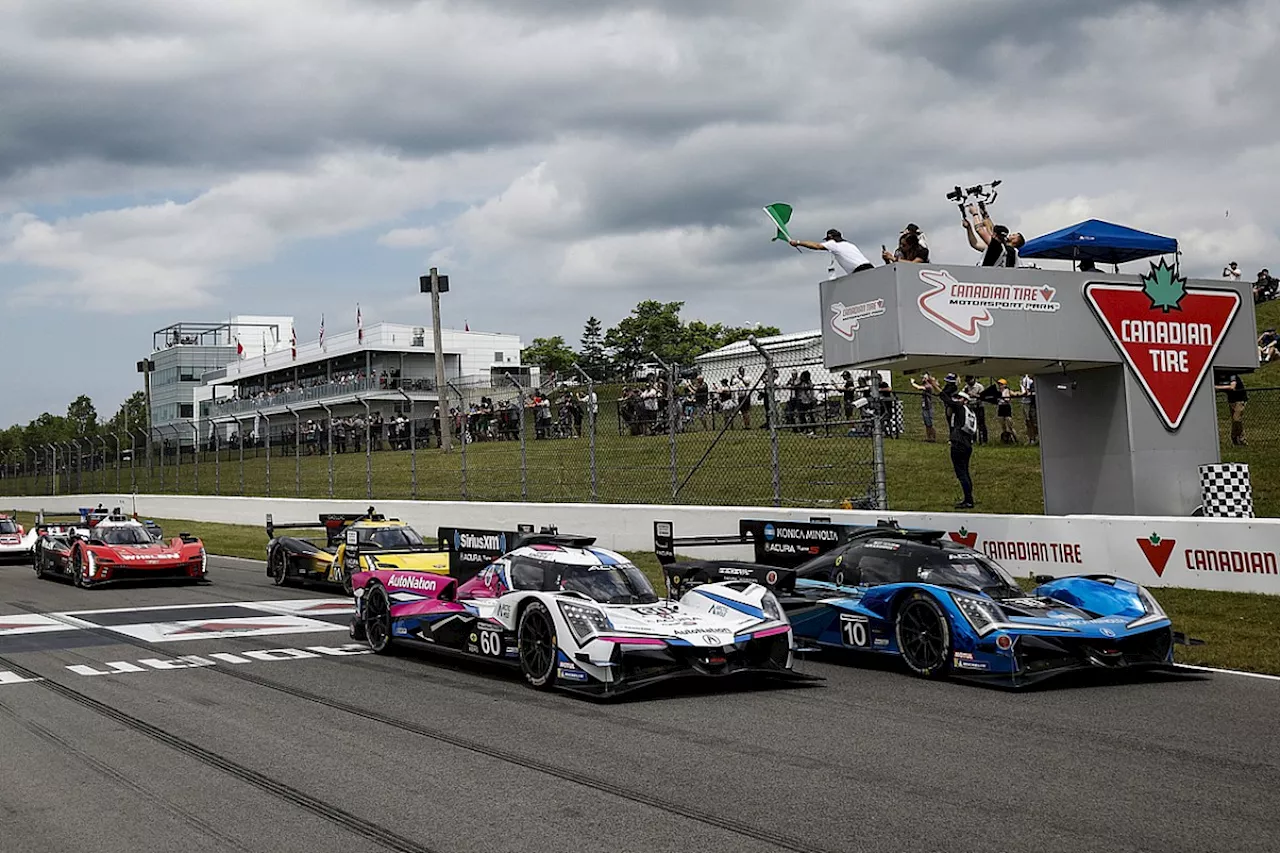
[951,594,1005,636]
[761,591,784,622]
[558,601,611,644]
[200,547,208,575]
[1127,586,1168,629]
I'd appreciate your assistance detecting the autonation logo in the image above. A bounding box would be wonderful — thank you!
[388,573,438,591]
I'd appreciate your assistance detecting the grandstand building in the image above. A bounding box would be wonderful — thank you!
[144,315,527,447]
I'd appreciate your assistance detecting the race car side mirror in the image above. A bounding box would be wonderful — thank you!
[1033,574,1054,584]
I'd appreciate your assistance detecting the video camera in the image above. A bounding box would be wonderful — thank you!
[946,180,1002,214]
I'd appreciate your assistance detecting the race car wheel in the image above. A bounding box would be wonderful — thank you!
[517,601,558,690]
[895,593,951,678]
[362,584,393,654]
[72,551,87,589]
[33,546,47,579]
[269,549,290,586]
[341,566,354,597]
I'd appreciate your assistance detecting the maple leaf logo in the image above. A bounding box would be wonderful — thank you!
[1141,259,1187,314]
[1148,533,1161,545]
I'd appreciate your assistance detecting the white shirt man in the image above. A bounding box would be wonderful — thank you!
[790,229,873,278]
[1223,262,1241,280]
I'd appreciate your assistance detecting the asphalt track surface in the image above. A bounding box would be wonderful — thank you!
[1,556,1278,853]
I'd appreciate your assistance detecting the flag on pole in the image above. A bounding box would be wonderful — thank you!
[291,327,297,361]
[763,203,794,242]
[319,314,326,350]
[235,336,244,358]
[357,304,363,344]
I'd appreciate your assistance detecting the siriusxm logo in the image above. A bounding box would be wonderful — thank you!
[455,531,505,552]
[763,523,775,541]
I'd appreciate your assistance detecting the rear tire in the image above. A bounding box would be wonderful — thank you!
[517,601,558,690]
[33,546,47,580]
[362,584,393,654]
[895,593,951,678]
[269,549,289,586]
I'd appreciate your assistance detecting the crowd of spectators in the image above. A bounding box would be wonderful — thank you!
[1225,262,1277,305]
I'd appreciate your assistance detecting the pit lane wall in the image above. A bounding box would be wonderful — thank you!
[4,494,1278,595]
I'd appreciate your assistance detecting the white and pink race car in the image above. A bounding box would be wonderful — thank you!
[0,513,38,563]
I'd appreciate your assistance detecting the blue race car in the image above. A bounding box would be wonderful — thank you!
[655,519,1178,686]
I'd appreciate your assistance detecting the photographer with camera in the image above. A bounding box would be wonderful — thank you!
[963,203,1024,267]
[948,181,1022,267]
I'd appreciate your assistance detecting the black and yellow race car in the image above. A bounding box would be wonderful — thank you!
[265,508,453,594]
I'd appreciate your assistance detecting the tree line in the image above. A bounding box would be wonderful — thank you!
[521,300,781,379]
[0,392,148,460]
[1,300,780,460]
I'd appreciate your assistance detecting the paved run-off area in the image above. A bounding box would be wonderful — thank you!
[1,557,1277,853]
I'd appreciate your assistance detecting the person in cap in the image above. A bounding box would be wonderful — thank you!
[995,378,1018,444]
[881,223,930,265]
[791,229,874,279]
[940,373,977,508]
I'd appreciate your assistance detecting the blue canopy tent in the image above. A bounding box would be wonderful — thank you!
[1020,219,1177,271]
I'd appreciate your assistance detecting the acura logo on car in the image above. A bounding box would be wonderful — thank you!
[1100,628,1117,637]
[703,635,720,645]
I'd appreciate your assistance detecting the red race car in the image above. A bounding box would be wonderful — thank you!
[33,514,209,588]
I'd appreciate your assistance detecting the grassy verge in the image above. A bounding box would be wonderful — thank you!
[18,512,1275,676]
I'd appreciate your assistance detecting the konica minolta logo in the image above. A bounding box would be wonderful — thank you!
[388,573,438,591]
[455,531,506,552]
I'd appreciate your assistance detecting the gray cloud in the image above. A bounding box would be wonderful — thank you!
[1,0,1278,422]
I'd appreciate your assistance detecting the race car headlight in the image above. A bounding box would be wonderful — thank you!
[1126,586,1168,629]
[760,590,784,622]
[558,601,611,644]
[200,548,208,574]
[951,594,1005,636]
[86,551,98,576]
[1137,586,1165,617]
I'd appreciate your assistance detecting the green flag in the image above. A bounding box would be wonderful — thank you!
[763,202,793,242]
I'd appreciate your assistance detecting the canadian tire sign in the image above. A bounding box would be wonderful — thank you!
[1084,260,1240,430]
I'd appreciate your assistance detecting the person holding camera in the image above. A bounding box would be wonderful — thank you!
[962,204,1024,267]
[940,373,977,509]
[790,229,874,278]
[881,224,930,265]
[1215,371,1248,446]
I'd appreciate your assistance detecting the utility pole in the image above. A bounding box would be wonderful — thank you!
[136,359,154,475]
[422,267,452,452]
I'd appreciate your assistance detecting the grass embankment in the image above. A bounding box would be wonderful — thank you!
[17,512,1276,676]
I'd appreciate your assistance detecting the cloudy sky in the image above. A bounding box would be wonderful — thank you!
[2,0,1276,425]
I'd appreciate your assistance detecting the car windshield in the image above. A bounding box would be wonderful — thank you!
[560,562,659,605]
[0,519,18,534]
[98,526,155,546]
[361,527,426,549]
[918,550,1021,597]
[508,555,658,604]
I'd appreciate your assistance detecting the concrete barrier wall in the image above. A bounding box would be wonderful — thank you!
[5,494,1278,595]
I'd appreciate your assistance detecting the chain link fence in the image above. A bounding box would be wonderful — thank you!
[0,348,887,509]
[4,382,1275,514]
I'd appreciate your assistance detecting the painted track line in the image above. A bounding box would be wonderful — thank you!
[4,600,834,853]
[1174,663,1280,682]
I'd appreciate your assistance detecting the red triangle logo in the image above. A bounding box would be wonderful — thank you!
[1136,535,1176,578]
[1085,275,1240,430]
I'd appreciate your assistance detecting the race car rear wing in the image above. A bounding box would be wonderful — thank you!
[662,561,798,599]
[266,509,388,546]
[438,524,593,580]
[655,518,948,570]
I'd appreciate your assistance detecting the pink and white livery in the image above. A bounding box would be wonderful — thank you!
[349,530,817,697]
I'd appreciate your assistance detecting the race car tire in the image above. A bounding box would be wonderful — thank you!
[895,593,951,678]
[269,549,291,586]
[72,551,87,589]
[33,546,47,579]
[341,567,354,597]
[517,601,558,690]
[362,584,393,655]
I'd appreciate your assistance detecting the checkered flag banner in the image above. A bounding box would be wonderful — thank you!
[1198,463,1254,518]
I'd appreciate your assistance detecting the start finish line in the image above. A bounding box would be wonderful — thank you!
[820,261,1256,516]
